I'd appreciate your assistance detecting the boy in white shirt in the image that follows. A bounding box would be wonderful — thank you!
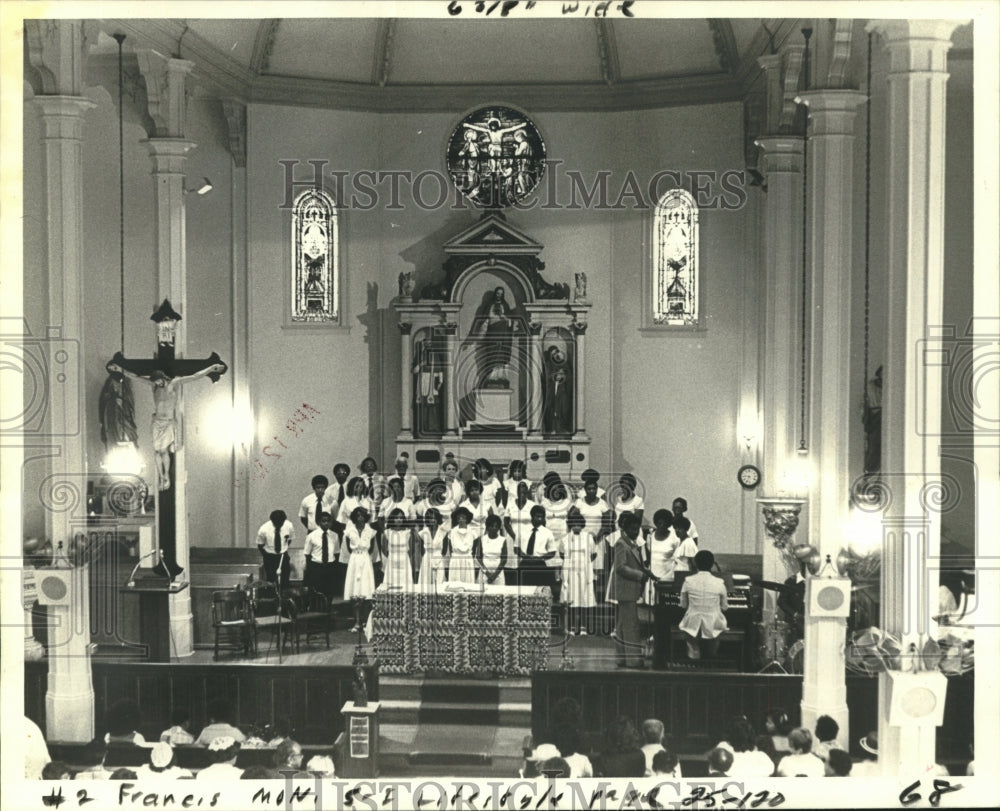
[255,510,295,589]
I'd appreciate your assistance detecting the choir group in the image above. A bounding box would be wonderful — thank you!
[254,453,701,633]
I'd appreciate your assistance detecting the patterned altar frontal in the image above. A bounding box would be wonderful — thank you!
[372,585,550,675]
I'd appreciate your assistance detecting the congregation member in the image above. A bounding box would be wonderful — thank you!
[197,738,243,780]
[418,507,448,587]
[393,452,421,501]
[719,716,776,777]
[255,509,294,590]
[195,699,246,747]
[72,740,111,781]
[813,715,841,765]
[640,718,668,776]
[775,728,825,777]
[827,749,853,776]
[608,513,655,668]
[678,549,728,660]
[763,708,793,763]
[558,509,597,634]
[651,749,682,778]
[104,698,145,745]
[303,511,339,600]
[444,506,478,584]
[272,738,305,774]
[474,513,508,585]
[24,716,51,780]
[135,742,193,781]
[159,708,195,746]
[513,504,557,590]
[593,716,645,778]
[708,747,734,777]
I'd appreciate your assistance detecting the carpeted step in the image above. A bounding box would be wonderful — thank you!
[381,699,530,727]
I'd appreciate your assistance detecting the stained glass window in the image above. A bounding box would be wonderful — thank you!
[653,189,698,326]
[291,189,338,323]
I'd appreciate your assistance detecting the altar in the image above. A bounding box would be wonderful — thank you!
[370,584,551,676]
[394,213,593,482]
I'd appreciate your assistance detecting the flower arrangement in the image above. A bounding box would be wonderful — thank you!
[846,626,973,677]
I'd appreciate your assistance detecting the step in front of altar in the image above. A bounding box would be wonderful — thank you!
[379,675,531,727]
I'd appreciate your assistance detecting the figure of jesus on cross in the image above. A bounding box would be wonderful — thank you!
[106,357,227,489]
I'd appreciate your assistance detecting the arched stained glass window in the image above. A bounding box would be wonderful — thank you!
[653,189,698,326]
[292,189,339,323]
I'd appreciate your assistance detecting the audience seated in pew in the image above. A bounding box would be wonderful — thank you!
[195,699,246,747]
[196,737,243,780]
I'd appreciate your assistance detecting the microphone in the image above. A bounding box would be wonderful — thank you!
[127,549,161,588]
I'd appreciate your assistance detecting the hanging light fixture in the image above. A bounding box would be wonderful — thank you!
[101,33,144,482]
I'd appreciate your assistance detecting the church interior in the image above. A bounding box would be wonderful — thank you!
[7,10,999,803]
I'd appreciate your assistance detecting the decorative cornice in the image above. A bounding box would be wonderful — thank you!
[135,50,194,138]
[220,98,247,168]
[571,320,588,335]
[595,20,620,86]
[708,19,739,74]
[398,322,413,335]
[528,321,543,336]
[778,44,805,133]
[734,18,801,94]
[250,19,281,77]
[25,20,98,96]
[372,19,396,87]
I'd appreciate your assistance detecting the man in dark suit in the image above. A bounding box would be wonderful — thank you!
[607,514,656,668]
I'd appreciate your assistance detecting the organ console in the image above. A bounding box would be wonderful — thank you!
[652,572,756,669]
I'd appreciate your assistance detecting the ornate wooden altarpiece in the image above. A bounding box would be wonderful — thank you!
[394,213,592,482]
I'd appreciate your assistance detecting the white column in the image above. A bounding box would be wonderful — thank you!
[443,324,458,435]
[572,322,587,435]
[754,136,805,619]
[867,19,962,777]
[795,88,865,746]
[400,323,413,433]
[528,323,543,434]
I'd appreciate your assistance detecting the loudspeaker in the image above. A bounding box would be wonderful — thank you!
[886,670,948,726]
[807,577,851,618]
[35,570,73,606]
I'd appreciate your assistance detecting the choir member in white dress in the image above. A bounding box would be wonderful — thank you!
[418,507,448,589]
[459,479,499,536]
[474,514,508,585]
[415,477,457,530]
[573,479,610,603]
[445,506,477,584]
[381,508,418,590]
[611,473,645,527]
[558,509,597,634]
[343,506,377,630]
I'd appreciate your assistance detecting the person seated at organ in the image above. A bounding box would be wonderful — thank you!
[474,513,508,585]
[678,549,729,660]
[611,473,644,527]
[459,478,498,536]
[415,477,456,531]
[444,506,478,584]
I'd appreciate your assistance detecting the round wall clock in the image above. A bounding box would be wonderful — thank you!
[446,105,546,209]
[737,464,762,490]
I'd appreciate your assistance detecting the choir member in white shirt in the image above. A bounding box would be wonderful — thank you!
[611,473,645,527]
[298,474,331,534]
[671,497,699,541]
[378,476,416,524]
[474,457,502,505]
[440,455,466,506]
[255,509,295,589]
[580,468,605,500]
[303,511,339,600]
[513,504,557,591]
[459,478,499,536]
[499,459,532,505]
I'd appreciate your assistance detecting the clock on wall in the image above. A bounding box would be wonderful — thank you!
[737,464,762,490]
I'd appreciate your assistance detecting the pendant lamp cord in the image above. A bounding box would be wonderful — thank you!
[863,33,873,413]
[798,27,812,453]
[114,33,126,355]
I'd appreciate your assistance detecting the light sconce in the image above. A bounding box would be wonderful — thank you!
[184,177,213,196]
[737,413,759,454]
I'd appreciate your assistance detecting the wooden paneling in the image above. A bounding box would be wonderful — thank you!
[25,661,378,743]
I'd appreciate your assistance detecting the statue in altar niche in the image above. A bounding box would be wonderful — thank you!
[470,287,524,389]
[413,334,445,435]
[543,345,573,435]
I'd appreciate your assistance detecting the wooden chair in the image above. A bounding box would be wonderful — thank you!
[211,588,252,660]
[285,586,332,649]
[248,582,297,656]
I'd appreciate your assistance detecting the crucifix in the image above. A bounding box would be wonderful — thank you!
[105,299,228,579]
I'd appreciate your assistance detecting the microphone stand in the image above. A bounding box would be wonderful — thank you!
[126,549,161,588]
[276,550,286,664]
